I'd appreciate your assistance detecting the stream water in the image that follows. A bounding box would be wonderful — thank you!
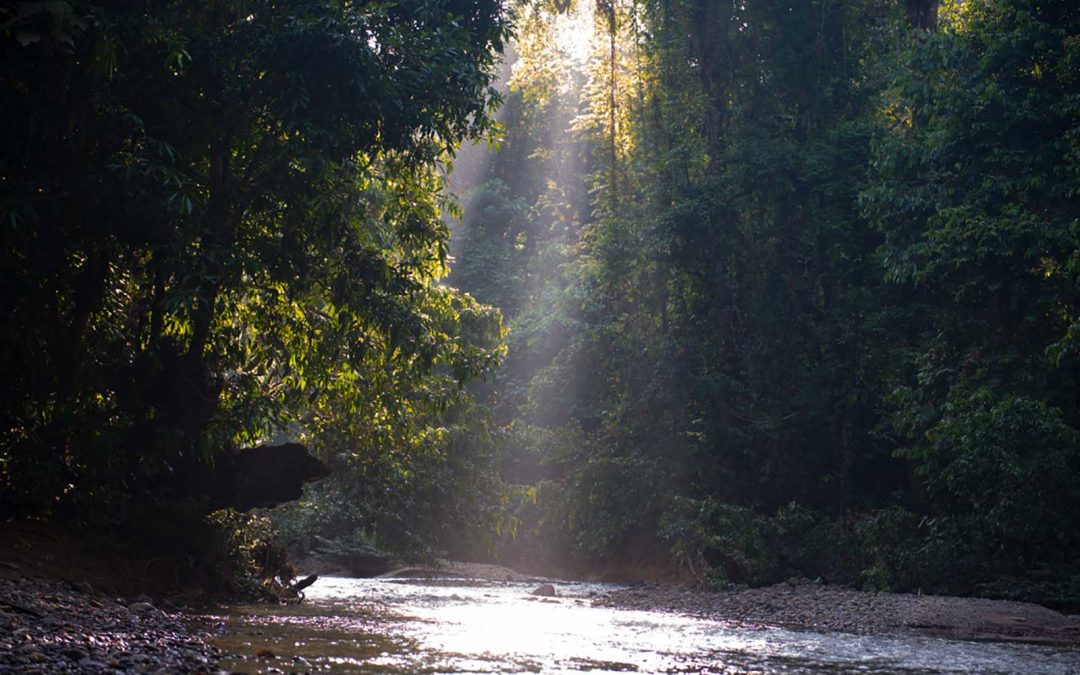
[210,575,1080,674]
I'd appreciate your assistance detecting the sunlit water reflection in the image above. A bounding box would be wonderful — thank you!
[211,575,1080,674]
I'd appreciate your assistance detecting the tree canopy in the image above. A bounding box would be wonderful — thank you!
[4,0,1079,605]
[449,0,1080,604]
[0,0,508,541]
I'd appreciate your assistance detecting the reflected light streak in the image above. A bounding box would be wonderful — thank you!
[223,577,1080,674]
[402,587,764,673]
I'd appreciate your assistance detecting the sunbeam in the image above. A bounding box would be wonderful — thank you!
[553,1,595,65]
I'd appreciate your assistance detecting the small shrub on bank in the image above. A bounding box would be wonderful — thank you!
[676,499,928,592]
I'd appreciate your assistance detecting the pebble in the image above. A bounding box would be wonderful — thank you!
[593,580,1080,645]
[0,576,221,673]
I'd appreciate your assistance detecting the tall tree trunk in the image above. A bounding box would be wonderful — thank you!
[906,0,938,30]
[601,0,618,214]
[686,0,731,170]
[56,245,109,400]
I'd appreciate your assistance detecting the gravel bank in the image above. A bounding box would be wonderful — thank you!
[593,580,1080,646]
[0,575,221,674]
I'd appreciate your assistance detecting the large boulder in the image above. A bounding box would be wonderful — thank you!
[202,443,330,512]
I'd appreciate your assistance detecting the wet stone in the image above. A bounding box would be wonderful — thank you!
[128,601,158,615]
[531,583,557,597]
[61,647,88,660]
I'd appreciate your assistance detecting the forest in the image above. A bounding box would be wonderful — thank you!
[2,0,1079,608]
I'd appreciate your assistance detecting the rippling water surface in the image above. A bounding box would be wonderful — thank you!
[211,575,1080,674]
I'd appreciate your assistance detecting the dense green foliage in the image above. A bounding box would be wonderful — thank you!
[4,0,1078,605]
[0,0,509,571]
[450,0,1080,603]
[863,0,1080,597]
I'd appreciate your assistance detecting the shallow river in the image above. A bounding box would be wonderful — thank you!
[211,575,1080,674]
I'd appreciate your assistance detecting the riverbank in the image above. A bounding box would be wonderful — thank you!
[0,521,223,673]
[0,575,220,673]
[592,579,1080,647]
[4,523,1078,675]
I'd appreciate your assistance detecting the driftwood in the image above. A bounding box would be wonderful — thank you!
[292,574,318,593]
[272,574,319,604]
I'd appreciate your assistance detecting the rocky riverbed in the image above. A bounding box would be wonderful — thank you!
[0,574,221,673]
[366,560,1080,647]
[3,541,1078,675]
[593,579,1080,647]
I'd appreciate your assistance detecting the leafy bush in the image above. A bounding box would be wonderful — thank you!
[852,507,922,592]
[671,498,926,592]
[897,390,1080,595]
